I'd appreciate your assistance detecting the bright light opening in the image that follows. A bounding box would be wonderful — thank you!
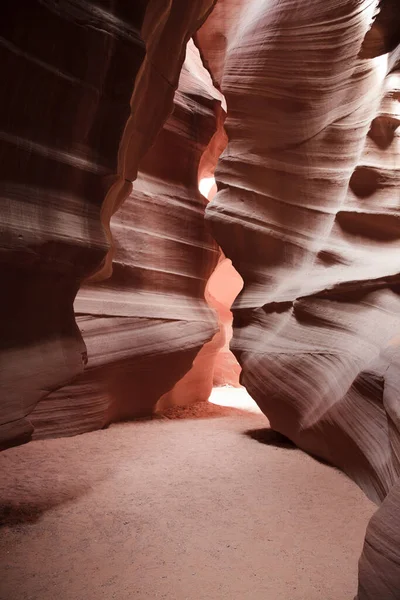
[209,386,262,413]
[199,176,216,199]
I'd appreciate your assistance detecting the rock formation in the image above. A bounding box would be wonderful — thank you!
[0,0,146,448]
[0,0,218,447]
[30,39,225,437]
[197,0,400,596]
[205,256,243,388]
[1,0,400,596]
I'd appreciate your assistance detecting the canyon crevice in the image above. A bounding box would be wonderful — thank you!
[1,1,399,598]
[0,0,220,447]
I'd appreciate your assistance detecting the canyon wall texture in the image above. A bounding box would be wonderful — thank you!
[31,40,224,437]
[0,0,146,449]
[1,1,400,596]
[197,0,400,597]
[0,0,218,448]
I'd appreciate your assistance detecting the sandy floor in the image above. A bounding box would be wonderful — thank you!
[0,400,375,600]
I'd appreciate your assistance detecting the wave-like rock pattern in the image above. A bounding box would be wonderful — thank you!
[94,0,218,280]
[30,41,224,437]
[0,0,147,449]
[0,1,217,448]
[198,1,400,597]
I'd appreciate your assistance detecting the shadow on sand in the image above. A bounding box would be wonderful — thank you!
[245,428,296,449]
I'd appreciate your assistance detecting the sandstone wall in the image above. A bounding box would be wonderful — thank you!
[0,0,217,448]
[31,41,224,436]
[197,1,400,596]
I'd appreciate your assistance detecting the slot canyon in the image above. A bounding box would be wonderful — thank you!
[0,1,399,598]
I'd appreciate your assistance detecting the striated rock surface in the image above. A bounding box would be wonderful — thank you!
[95,0,218,280]
[0,0,147,449]
[30,40,224,437]
[0,1,217,448]
[2,0,400,595]
[198,1,400,597]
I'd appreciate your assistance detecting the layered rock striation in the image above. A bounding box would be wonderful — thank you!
[197,0,400,596]
[1,1,400,595]
[0,0,147,448]
[199,0,400,500]
[0,1,218,447]
[30,40,225,438]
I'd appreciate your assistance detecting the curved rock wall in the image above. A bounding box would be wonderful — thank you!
[30,40,224,438]
[199,0,400,498]
[1,1,400,594]
[0,0,147,449]
[205,256,243,388]
[197,1,400,596]
[0,0,217,448]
